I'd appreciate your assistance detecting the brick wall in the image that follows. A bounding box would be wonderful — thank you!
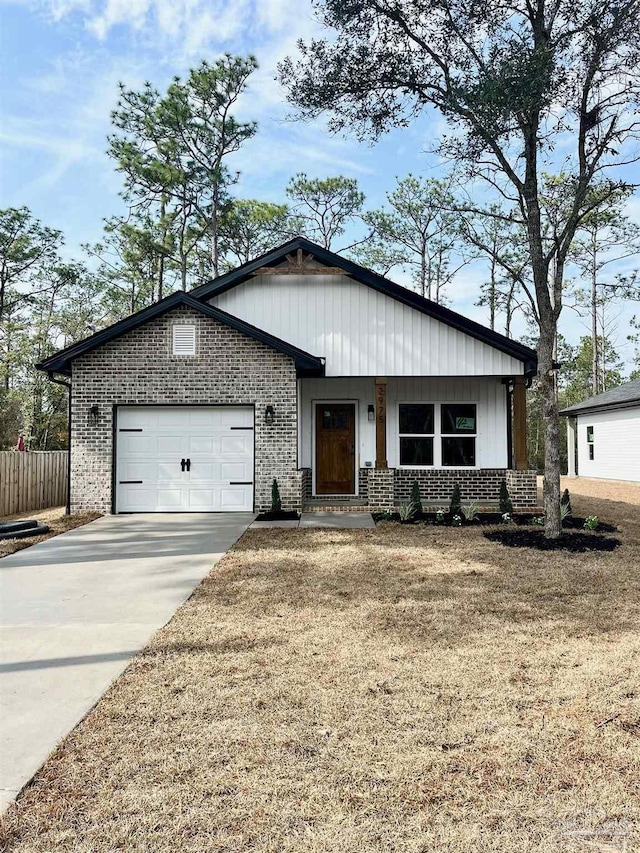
[367,468,395,508]
[394,468,508,506]
[70,306,299,513]
[358,467,370,500]
[505,469,538,508]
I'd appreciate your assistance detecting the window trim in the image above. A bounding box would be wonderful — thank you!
[398,403,435,468]
[397,401,479,469]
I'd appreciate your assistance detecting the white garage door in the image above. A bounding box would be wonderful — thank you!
[115,406,254,512]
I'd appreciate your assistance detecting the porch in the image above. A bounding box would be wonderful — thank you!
[296,375,536,510]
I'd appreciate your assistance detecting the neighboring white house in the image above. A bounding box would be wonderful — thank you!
[561,380,640,482]
[37,237,539,514]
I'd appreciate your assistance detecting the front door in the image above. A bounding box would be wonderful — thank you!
[315,403,356,494]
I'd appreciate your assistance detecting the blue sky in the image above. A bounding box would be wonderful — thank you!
[1,0,639,369]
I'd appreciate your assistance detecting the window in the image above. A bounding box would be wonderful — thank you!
[399,404,434,466]
[172,325,196,356]
[587,425,594,460]
[441,404,477,466]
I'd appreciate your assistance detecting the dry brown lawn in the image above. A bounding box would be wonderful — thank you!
[0,506,101,558]
[2,491,639,852]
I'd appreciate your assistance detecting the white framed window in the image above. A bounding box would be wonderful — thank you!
[398,403,435,466]
[398,402,478,468]
[172,324,196,356]
[440,403,477,466]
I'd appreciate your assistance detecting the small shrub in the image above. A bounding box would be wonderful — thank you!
[502,512,513,524]
[462,501,480,522]
[451,514,462,527]
[449,482,462,518]
[560,502,572,524]
[583,515,599,531]
[561,488,573,516]
[271,479,282,513]
[499,479,513,515]
[435,509,446,523]
[410,480,423,515]
[398,501,417,522]
[531,515,545,526]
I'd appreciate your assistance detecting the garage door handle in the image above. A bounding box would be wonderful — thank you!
[186,458,191,471]
[180,458,186,472]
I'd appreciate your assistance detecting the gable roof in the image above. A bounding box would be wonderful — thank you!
[191,236,538,373]
[36,291,325,377]
[560,379,640,416]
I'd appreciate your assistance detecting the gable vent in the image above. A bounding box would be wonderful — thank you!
[172,324,196,356]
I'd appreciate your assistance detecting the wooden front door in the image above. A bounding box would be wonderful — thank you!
[315,403,356,494]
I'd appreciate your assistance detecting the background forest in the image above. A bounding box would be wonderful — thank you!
[1,56,639,469]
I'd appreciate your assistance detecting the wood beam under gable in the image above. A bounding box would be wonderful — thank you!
[251,249,347,276]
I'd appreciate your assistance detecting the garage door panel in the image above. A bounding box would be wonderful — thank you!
[220,461,251,481]
[189,462,217,482]
[188,436,216,454]
[118,487,157,512]
[116,406,254,512]
[119,461,156,481]
[220,487,252,511]
[119,434,153,456]
[220,435,251,455]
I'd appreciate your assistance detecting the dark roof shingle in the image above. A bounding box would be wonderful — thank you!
[560,379,640,416]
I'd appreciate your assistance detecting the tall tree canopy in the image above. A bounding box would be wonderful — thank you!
[109,55,258,283]
[280,0,640,536]
[286,174,365,250]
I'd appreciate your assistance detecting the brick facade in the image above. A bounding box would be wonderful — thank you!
[70,306,300,513]
[394,468,508,506]
[505,469,538,509]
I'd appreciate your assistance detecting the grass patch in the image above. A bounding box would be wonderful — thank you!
[1,491,639,851]
[0,507,100,559]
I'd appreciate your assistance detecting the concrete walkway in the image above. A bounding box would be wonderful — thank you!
[0,512,253,811]
[251,512,375,529]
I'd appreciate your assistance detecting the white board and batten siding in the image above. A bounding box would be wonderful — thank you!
[299,376,509,470]
[575,408,640,482]
[211,275,525,378]
[115,406,254,512]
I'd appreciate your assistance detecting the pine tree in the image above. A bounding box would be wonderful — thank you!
[449,483,462,518]
[499,479,513,515]
[271,479,282,513]
[410,480,423,516]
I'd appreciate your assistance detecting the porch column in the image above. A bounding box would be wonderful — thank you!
[375,377,388,469]
[513,376,528,471]
[566,416,577,477]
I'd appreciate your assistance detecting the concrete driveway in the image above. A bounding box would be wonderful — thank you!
[0,512,253,810]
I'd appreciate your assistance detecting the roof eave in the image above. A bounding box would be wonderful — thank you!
[191,236,538,370]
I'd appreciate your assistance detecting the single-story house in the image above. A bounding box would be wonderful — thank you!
[561,379,640,482]
[37,237,539,514]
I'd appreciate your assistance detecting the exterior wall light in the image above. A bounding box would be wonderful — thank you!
[368,404,375,422]
[89,405,100,425]
[265,405,275,425]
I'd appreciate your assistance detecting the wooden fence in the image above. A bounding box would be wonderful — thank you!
[0,451,68,517]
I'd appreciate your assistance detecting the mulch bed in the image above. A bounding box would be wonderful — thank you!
[373,512,617,532]
[483,529,621,552]
[254,510,301,521]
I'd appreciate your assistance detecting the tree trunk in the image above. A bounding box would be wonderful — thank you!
[591,236,598,394]
[538,326,562,538]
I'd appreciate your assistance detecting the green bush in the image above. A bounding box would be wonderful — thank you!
[449,482,462,518]
[561,488,572,516]
[499,479,513,515]
[410,480,423,516]
[271,479,282,513]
